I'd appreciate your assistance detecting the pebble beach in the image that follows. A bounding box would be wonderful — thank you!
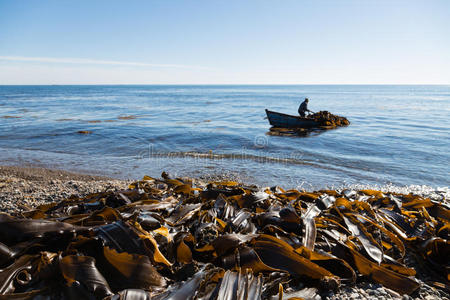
[0,165,128,214]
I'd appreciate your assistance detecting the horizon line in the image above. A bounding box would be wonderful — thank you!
[0,83,449,86]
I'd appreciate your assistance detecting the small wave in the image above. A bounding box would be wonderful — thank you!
[145,151,314,165]
[140,150,364,176]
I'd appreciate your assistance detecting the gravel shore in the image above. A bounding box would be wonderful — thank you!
[0,165,447,300]
[0,165,129,214]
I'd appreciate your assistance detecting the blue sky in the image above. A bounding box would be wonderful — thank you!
[0,0,449,84]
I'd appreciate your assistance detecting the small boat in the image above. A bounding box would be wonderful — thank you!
[265,109,320,128]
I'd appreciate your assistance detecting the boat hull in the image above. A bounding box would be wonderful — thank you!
[265,109,320,128]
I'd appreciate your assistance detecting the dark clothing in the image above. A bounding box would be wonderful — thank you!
[298,100,310,117]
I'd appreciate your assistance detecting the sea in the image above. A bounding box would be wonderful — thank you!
[0,85,449,192]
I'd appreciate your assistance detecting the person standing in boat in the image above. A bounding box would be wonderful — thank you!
[298,98,312,117]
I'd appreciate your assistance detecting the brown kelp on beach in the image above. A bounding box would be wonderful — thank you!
[0,174,448,299]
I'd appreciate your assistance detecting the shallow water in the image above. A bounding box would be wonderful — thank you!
[0,85,449,189]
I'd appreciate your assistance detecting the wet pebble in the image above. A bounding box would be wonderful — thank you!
[0,172,128,214]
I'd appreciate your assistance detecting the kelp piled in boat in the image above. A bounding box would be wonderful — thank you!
[0,174,448,299]
[309,111,350,128]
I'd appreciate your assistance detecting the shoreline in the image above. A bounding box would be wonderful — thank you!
[1,164,449,214]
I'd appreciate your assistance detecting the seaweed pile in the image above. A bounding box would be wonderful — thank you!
[0,174,448,299]
[309,111,350,128]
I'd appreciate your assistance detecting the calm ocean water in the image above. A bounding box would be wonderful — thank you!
[0,85,449,190]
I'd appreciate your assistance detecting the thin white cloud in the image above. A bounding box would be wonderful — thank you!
[0,55,214,70]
